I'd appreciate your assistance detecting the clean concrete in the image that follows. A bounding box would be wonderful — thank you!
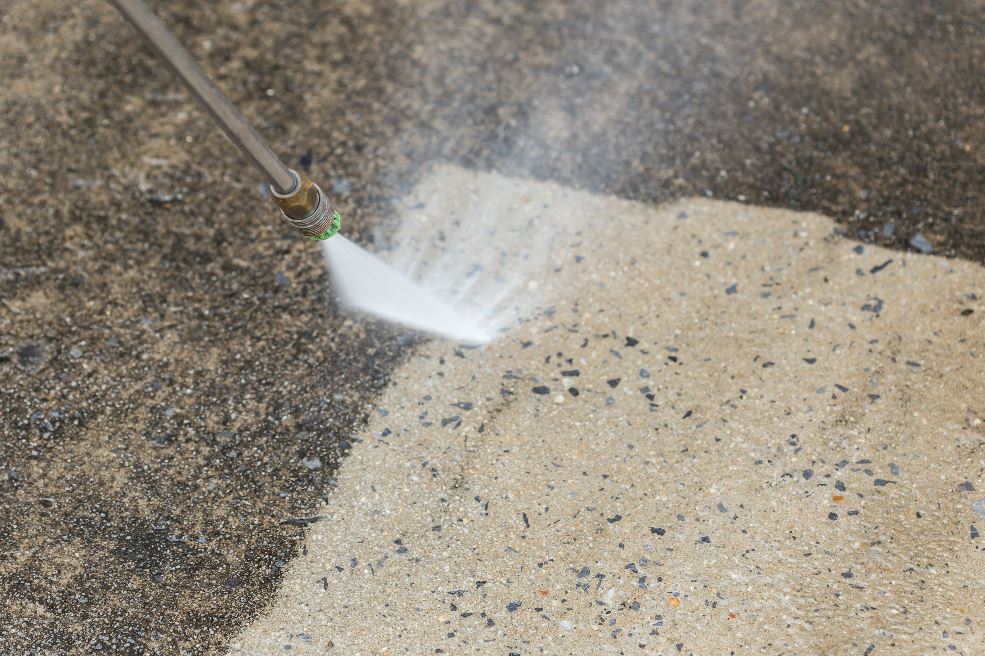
[232,165,985,655]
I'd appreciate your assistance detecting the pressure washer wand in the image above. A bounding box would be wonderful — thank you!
[108,0,341,240]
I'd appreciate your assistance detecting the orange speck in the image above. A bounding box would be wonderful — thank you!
[728,612,737,619]
[832,494,845,503]
[536,589,549,596]
[667,596,680,607]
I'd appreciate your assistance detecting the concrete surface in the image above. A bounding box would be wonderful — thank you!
[3,0,985,653]
[231,166,985,655]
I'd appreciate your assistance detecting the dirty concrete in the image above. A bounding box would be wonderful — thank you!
[2,0,985,653]
[233,166,985,655]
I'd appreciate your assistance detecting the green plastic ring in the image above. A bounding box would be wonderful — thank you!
[307,209,342,241]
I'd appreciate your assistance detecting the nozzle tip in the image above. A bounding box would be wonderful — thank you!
[307,209,342,241]
[270,170,341,239]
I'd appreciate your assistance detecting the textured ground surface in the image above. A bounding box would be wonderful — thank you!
[233,167,985,655]
[2,0,985,653]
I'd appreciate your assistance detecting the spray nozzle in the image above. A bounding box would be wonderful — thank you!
[270,170,342,240]
[109,0,344,242]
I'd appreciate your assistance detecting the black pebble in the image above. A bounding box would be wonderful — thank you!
[299,149,313,171]
[870,259,893,274]
[15,342,47,372]
[531,386,550,395]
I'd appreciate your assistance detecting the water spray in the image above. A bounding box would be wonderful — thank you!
[108,0,339,240]
[106,0,490,344]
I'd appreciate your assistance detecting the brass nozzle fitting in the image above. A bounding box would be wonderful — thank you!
[270,170,341,240]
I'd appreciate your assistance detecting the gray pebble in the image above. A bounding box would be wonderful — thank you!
[909,232,933,254]
[301,457,322,470]
[332,177,352,194]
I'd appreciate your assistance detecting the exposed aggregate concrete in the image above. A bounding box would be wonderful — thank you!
[233,167,985,655]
